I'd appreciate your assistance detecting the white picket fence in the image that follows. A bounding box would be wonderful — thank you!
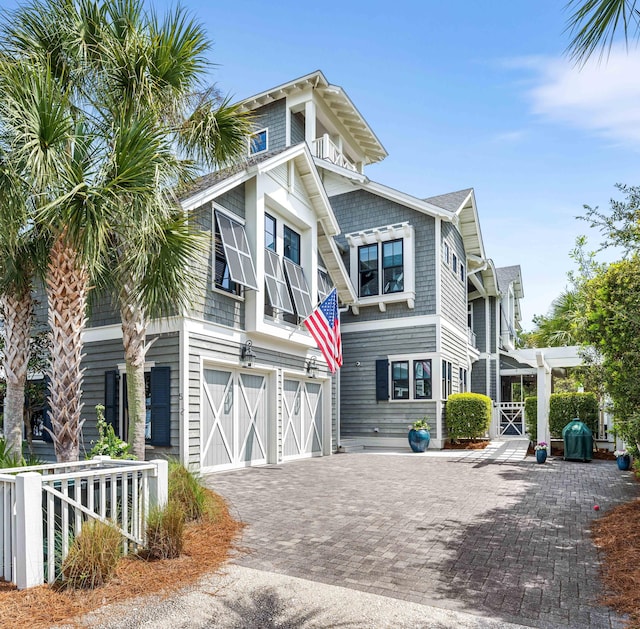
[0,457,167,589]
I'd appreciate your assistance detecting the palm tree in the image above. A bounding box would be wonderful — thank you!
[0,0,252,460]
[566,0,640,63]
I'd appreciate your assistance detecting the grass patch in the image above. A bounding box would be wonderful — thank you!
[168,459,208,522]
[145,501,185,560]
[59,520,122,590]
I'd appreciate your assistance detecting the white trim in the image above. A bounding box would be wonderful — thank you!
[387,354,435,402]
[180,318,189,467]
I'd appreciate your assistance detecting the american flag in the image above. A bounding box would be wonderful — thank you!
[304,288,342,374]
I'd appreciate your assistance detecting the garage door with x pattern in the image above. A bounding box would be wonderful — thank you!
[201,368,268,471]
[282,379,323,460]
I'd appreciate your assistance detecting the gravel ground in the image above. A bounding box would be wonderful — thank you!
[68,564,528,629]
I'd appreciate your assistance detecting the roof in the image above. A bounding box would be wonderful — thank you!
[238,70,388,166]
[178,147,290,200]
[496,265,524,298]
[424,188,473,212]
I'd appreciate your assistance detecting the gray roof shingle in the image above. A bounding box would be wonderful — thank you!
[423,188,473,212]
[495,265,522,293]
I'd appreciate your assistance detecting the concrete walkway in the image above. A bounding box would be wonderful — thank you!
[73,450,638,628]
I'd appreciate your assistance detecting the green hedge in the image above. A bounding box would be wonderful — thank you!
[549,392,598,437]
[524,397,538,442]
[445,393,492,441]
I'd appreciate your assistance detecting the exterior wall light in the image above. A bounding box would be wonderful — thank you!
[241,340,256,368]
[306,356,318,378]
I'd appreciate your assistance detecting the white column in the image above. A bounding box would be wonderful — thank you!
[149,459,168,509]
[304,100,316,147]
[536,350,550,446]
[15,472,44,589]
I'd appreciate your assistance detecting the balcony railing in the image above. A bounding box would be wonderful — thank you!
[468,328,477,348]
[312,135,358,172]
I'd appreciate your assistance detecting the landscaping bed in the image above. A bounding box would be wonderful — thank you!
[443,439,490,450]
[0,490,243,629]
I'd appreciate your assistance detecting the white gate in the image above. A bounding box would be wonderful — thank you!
[201,368,268,471]
[497,402,526,436]
[282,379,323,460]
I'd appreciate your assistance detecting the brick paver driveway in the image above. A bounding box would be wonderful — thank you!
[207,453,639,628]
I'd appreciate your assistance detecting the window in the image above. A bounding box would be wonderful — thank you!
[358,244,379,296]
[249,128,268,155]
[105,366,171,446]
[382,239,404,293]
[442,360,453,399]
[443,241,450,265]
[265,214,276,251]
[214,217,240,295]
[459,367,468,393]
[414,360,432,399]
[391,361,409,400]
[264,248,294,314]
[214,210,259,291]
[317,268,334,303]
[460,263,465,283]
[283,225,301,264]
[452,253,458,274]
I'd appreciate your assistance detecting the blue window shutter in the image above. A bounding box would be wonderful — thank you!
[375,359,389,401]
[149,366,171,447]
[104,370,120,437]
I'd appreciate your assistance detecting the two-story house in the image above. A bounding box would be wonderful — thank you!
[22,70,526,469]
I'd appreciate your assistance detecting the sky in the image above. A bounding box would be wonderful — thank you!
[9,0,639,328]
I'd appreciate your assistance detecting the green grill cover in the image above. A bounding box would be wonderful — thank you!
[562,419,593,461]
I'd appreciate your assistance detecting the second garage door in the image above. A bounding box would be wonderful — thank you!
[282,379,323,460]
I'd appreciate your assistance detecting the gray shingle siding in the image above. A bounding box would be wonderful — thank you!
[471,297,487,352]
[471,359,487,396]
[88,291,121,327]
[489,297,497,353]
[188,190,245,330]
[441,222,467,333]
[291,112,305,145]
[254,99,287,152]
[340,325,438,439]
[330,189,436,322]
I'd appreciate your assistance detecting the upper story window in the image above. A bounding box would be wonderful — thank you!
[382,239,403,293]
[358,244,378,296]
[249,128,268,155]
[214,208,259,295]
[452,253,458,274]
[460,262,465,283]
[443,241,450,265]
[284,225,301,264]
[265,213,276,251]
[442,359,453,399]
[347,222,415,311]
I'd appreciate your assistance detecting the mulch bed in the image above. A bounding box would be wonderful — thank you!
[592,499,640,627]
[443,439,490,450]
[0,491,243,629]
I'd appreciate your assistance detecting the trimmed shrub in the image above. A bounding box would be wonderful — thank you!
[145,501,185,560]
[524,397,538,442]
[549,392,598,437]
[445,393,492,441]
[61,520,122,589]
[168,460,208,522]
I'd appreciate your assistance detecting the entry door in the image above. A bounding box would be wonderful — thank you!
[201,368,268,471]
[282,379,323,459]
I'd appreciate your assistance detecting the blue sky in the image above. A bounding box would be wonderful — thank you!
[178,0,638,328]
[10,0,639,327]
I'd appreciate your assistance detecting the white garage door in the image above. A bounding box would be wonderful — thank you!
[282,379,323,460]
[201,368,268,471]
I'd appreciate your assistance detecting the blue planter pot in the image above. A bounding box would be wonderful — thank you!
[536,449,547,464]
[408,429,430,452]
[617,455,631,471]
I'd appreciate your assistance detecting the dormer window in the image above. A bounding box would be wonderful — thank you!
[284,225,300,264]
[249,128,268,155]
[347,222,415,312]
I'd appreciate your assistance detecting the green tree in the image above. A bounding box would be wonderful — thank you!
[566,0,640,63]
[582,257,640,451]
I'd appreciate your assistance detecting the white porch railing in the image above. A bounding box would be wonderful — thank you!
[468,328,477,348]
[312,134,358,172]
[494,402,526,437]
[0,457,167,589]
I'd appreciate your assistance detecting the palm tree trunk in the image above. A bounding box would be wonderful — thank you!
[120,283,148,460]
[46,233,88,462]
[1,288,33,455]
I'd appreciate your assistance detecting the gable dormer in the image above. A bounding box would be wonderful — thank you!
[240,71,387,176]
